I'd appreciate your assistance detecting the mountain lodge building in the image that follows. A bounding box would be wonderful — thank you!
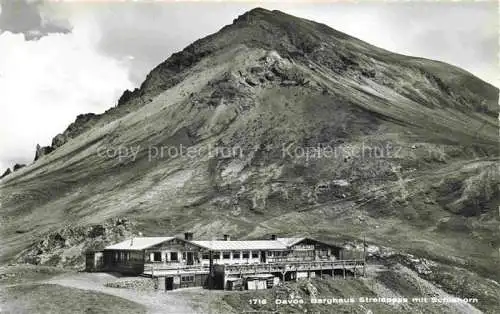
[86,233,365,291]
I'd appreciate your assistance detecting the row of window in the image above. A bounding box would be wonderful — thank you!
[290,251,315,257]
[267,251,286,257]
[151,251,178,262]
[202,251,260,260]
[181,275,194,282]
[149,249,326,262]
[114,251,131,261]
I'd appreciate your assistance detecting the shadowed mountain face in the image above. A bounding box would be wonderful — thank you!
[0,8,499,310]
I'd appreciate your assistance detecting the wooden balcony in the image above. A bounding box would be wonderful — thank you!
[220,259,365,275]
[142,259,365,277]
[143,263,209,277]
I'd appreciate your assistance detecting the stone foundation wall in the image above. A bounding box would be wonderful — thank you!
[104,277,156,291]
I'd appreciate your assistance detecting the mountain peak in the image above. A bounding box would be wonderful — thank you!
[234,7,274,20]
[242,7,271,15]
[232,7,322,31]
[235,7,301,21]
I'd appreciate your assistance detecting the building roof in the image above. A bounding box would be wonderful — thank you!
[276,237,306,247]
[191,240,288,251]
[104,236,341,251]
[104,237,174,251]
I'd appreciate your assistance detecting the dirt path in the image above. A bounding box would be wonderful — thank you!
[46,272,205,314]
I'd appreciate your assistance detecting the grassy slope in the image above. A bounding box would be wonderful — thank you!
[2,284,147,314]
[0,265,146,314]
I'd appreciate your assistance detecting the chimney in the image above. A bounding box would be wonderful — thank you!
[223,234,231,241]
[184,232,193,241]
[270,234,277,240]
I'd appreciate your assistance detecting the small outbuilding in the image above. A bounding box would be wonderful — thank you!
[245,274,275,290]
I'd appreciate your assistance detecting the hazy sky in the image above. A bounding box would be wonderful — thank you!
[0,0,498,172]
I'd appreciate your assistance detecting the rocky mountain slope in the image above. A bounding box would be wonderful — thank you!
[0,8,498,312]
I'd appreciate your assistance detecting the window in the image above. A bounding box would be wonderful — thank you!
[233,251,240,259]
[222,252,231,259]
[153,252,161,262]
[181,275,194,282]
[202,253,210,260]
[267,251,273,257]
[213,252,220,259]
[170,252,178,261]
[275,251,281,257]
[252,251,259,258]
[182,252,186,260]
[242,251,249,259]
[120,252,130,261]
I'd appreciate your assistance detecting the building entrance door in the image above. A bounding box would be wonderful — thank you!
[260,251,266,263]
[186,252,194,265]
[165,277,174,290]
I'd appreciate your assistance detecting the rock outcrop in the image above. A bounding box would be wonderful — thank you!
[32,113,98,161]
[34,144,53,161]
[0,164,27,178]
[12,164,25,171]
[17,217,138,268]
[0,168,11,179]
